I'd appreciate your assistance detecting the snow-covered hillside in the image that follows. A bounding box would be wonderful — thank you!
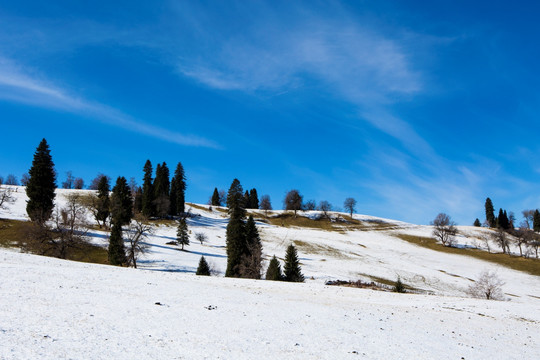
[0,186,539,358]
[0,249,539,359]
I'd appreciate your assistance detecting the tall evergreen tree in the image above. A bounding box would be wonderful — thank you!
[176,218,189,250]
[534,210,540,232]
[108,221,127,266]
[284,244,304,282]
[225,179,247,277]
[265,255,283,281]
[96,175,110,227]
[173,162,186,214]
[211,187,221,206]
[244,190,250,209]
[153,162,170,217]
[239,215,263,279]
[26,139,57,223]
[141,160,154,217]
[111,176,133,226]
[169,176,178,216]
[497,208,509,230]
[196,256,211,276]
[249,188,259,209]
[485,198,495,228]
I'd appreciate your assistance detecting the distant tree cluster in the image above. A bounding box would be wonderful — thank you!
[140,160,186,218]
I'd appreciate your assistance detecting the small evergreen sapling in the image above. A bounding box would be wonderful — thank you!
[393,277,405,293]
[284,244,304,282]
[265,255,284,281]
[196,256,211,276]
[177,218,190,250]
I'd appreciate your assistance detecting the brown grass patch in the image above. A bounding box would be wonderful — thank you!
[394,233,540,276]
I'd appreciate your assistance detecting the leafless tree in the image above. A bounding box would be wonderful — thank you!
[124,215,152,268]
[89,173,111,190]
[467,270,505,300]
[479,233,492,253]
[218,189,227,207]
[128,177,138,195]
[317,200,332,219]
[284,189,303,218]
[492,228,510,254]
[528,233,540,258]
[260,195,272,216]
[343,197,357,217]
[74,177,84,189]
[511,227,532,257]
[522,209,535,229]
[238,241,263,279]
[195,232,207,245]
[5,174,18,185]
[62,171,74,189]
[0,186,15,209]
[303,200,316,211]
[431,213,457,247]
[20,173,30,186]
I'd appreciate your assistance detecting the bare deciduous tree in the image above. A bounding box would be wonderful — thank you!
[522,209,535,229]
[317,200,332,219]
[467,270,505,300]
[343,197,357,218]
[0,186,15,210]
[62,171,74,189]
[303,200,316,211]
[5,174,18,185]
[218,189,227,207]
[431,213,457,247]
[89,173,111,190]
[125,215,151,268]
[20,173,29,186]
[74,177,84,189]
[492,228,510,254]
[195,232,207,245]
[260,195,272,216]
[284,189,303,218]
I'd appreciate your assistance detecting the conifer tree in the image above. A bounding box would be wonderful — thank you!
[284,244,304,282]
[249,188,259,209]
[26,139,57,223]
[142,160,154,217]
[176,218,189,250]
[108,221,127,266]
[497,208,509,230]
[239,215,263,279]
[225,179,247,277]
[485,198,495,228]
[266,255,283,281]
[196,256,211,276]
[473,218,481,227]
[111,176,133,226]
[96,175,110,227]
[153,162,170,217]
[211,187,221,206]
[173,162,186,214]
[169,176,177,216]
[244,190,250,209]
[534,210,540,232]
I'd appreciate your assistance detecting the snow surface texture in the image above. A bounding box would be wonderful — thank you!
[0,186,539,358]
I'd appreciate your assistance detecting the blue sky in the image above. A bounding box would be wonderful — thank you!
[1,0,539,225]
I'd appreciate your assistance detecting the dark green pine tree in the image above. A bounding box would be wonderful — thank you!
[211,187,221,206]
[96,175,110,228]
[533,210,540,232]
[497,208,509,230]
[244,190,250,209]
[240,215,263,279]
[26,139,57,223]
[249,188,259,209]
[169,176,177,216]
[108,221,127,266]
[393,277,406,293]
[176,218,189,250]
[173,162,186,214]
[265,255,284,281]
[196,256,211,276]
[141,160,154,217]
[225,179,247,277]
[473,218,481,227]
[485,197,495,228]
[111,176,133,226]
[153,162,170,217]
[283,244,304,282]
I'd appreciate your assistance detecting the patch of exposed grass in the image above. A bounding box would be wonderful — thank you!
[0,218,108,265]
[293,239,352,259]
[394,233,540,276]
[186,203,212,212]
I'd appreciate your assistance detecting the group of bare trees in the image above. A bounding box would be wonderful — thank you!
[61,171,85,189]
[282,189,357,219]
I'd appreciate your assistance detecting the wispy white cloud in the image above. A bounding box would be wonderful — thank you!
[0,56,219,149]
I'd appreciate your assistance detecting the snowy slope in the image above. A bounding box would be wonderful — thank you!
[0,249,538,360]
